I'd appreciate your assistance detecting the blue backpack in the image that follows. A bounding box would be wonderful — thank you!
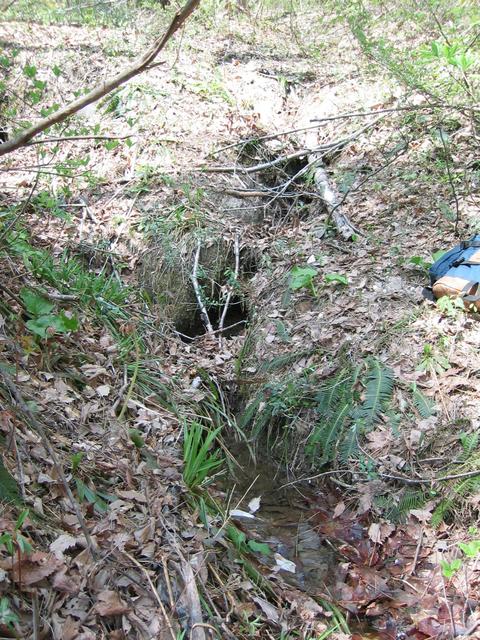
[429,235,480,308]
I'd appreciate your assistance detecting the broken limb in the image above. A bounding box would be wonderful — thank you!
[191,239,214,334]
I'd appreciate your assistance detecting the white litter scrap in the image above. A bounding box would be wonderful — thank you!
[273,553,296,573]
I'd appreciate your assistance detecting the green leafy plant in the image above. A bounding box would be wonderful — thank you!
[458,539,480,558]
[0,597,19,630]
[436,295,465,318]
[0,509,32,558]
[183,421,222,489]
[417,343,450,374]
[411,383,437,418]
[324,273,349,286]
[20,288,79,339]
[289,265,318,296]
[129,429,145,449]
[440,557,462,579]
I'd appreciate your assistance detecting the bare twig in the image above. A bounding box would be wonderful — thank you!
[0,0,201,157]
[203,141,343,174]
[210,103,475,157]
[409,529,424,576]
[122,551,177,640]
[218,234,240,342]
[26,134,135,146]
[191,239,214,334]
[1,371,97,558]
[438,127,461,234]
[32,590,40,640]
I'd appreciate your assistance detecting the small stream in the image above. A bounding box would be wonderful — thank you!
[216,443,364,597]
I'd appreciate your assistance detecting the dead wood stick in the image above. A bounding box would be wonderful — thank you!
[0,0,201,157]
[180,559,206,640]
[210,103,476,156]
[203,142,342,174]
[218,234,240,341]
[310,161,359,240]
[191,239,214,334]
[122,551,177,640]
[26,134,135,146]
[1,371,97,558]
[409,529,424,576]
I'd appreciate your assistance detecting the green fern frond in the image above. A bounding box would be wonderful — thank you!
[411,383,436,418]
[308,402,351,466]
[459,432,479,459]
[358,360,394,427]
[258,349,310,373]
[238,394,262,429]
[386,490,426,523]
[432,498,455,527]
[338,422,361,462]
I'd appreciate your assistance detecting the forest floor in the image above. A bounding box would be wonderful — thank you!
[1,4,480,640]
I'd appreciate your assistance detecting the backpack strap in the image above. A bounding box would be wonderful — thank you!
[461,281,480,303]
[461,240,480,249]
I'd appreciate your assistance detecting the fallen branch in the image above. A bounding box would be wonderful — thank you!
[26,134,135,146]
[310,160,359,240]
[203,141,343,174]
[191,239,214,334]
[218,234,240,343]
[0,0,201,157]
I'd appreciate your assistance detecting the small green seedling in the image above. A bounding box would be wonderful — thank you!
[0,597,19,630]
[289,266,318,296]
[324,273,349,286]
[20,289,79,339]
[129,429,145,449]
[0,509,32,557]
[436,295,464,318]
[458,540,480,558]
[440,558,462,578]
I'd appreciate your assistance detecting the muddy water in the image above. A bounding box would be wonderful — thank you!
[217,443,341,595]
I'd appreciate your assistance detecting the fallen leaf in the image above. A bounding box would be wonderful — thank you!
[253,596,280,622]
[333,501,346,519]
[230,509,255,519]
[95,590,130,617]
[11,552,62,585]
[273,553,296,573]
[96,384,111,397]
[50,534,79,559]
[248,496,261,514]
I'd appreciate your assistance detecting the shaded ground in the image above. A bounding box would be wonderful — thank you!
[1,3,480,639]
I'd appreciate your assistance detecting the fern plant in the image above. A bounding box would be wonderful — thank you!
[431,434,480,527]
[307,359,394,467]
[239,358,396,469]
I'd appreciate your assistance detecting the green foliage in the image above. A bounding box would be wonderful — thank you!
[0,509,32,556]
[458,539,480,558]
[441,557,462,579]
[357,359,394,427]
[432,435,480,527]
[129,429,145,449]
[240,358,398,468]
[417,343,450,374]
[436,295,465,318]
[411,383,436,418]
[289,265,318,296]
[183,421,222,489]
[324,273,349,286]
[0,457,21,504]
[21,289,79,339]
[0,597,19,630]
[384,489,427,523]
